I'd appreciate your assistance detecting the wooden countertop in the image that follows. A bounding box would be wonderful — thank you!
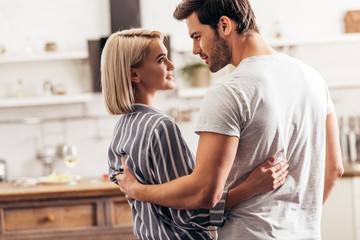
[0,179,123,203]
[1,169,358,203]
[342,163,360,177]
[343,170,360,177]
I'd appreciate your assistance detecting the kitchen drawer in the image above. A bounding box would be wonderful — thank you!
[3,203,96,231]
[112,201,132,227]
[0,181,135,240]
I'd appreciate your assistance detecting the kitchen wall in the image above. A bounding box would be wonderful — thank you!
[1,0,360,181]
[0,0,108,180]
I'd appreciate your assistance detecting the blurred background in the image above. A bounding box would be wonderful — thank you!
[1,0,360,239]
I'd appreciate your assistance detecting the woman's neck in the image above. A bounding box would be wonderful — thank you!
[134,90,157,106]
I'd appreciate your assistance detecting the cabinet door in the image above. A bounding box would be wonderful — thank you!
[353,177,360,240]
[321,178,354,240]
[112,201,133,227]
[4,203,96,231]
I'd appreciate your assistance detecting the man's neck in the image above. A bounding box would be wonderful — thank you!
[231,31,277,66]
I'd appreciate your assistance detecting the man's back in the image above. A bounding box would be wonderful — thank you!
[196,53,334,239]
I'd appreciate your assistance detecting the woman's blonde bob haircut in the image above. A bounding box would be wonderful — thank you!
[101,28,163,115]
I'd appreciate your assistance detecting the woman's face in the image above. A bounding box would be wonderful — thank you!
[134,38,175,92]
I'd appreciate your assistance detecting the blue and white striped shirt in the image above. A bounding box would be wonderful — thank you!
[108,104,227,240]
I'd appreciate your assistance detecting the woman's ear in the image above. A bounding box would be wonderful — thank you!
[218,16,232,36]
[130,68,141,83]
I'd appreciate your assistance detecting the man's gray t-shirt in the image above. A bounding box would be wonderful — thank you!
[195,53,334,240]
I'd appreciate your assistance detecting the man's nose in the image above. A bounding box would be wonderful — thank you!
[192,42,201,55]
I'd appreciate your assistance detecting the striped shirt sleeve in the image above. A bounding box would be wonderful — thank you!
[108,119,123,183]
[150,118,227,230]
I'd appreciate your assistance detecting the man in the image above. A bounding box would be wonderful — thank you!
[117,0,344,239]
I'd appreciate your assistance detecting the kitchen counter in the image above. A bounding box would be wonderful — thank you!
[343,170,360,177]
[0,178,121,202]
[0,179,135,240]
[343,162,360,177]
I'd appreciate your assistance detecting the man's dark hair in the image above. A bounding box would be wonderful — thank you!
[173,0,259,35]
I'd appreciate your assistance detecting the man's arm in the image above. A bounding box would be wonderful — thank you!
[323,112,344,204]
[117,132,288,209]
[118,132,238,209]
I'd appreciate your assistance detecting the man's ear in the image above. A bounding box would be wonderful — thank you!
[218,16,232,36]
[130,68,140,83]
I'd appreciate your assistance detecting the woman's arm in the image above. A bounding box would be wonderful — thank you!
[225,157,288,210]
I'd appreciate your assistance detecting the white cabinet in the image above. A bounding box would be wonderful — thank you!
[321,177,359,240]
[0,51,88,64]
[269,34,360,90]
[0,93,93,108]
[175,34,360,99]
[268,33,360,49]
[0,51,92,108]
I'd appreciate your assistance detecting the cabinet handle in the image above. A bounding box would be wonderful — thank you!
[46,214,55,222]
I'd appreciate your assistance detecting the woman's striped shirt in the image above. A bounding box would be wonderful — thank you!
[108,104,227,240]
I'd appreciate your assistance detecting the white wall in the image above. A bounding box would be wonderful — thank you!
[1,0,360,181]
[0,0,110,53]
[141,0,360,117]
[0,0,113,179]
[140,0,360,46]
[0,0,110,99]
[252,0,355,39]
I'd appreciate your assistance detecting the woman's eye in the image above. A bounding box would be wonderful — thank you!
[158,58,165,63]
[194,36,200,40]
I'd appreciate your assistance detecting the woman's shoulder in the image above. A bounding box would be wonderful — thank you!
[130,104,176,128]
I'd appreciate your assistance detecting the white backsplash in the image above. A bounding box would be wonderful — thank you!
[0,92,203,180]
[1,0,360,180]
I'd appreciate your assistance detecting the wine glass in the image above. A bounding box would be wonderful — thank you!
[63,144,78,168]
[62,144,79,183]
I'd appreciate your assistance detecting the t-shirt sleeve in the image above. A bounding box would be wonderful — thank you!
[195,83,245,138]
[150,119,227,229]
[324,83,335,115]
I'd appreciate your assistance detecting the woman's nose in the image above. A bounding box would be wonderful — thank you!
[167,60,175,71]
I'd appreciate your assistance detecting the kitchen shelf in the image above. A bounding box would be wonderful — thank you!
[0,93,93,108]
[0,50,88,64]
[328,81,360,90]
[269,33,360,48]
[176,34,360,98]
[177,80,360,98]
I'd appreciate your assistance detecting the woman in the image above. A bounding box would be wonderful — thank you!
[101,28,288,240]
